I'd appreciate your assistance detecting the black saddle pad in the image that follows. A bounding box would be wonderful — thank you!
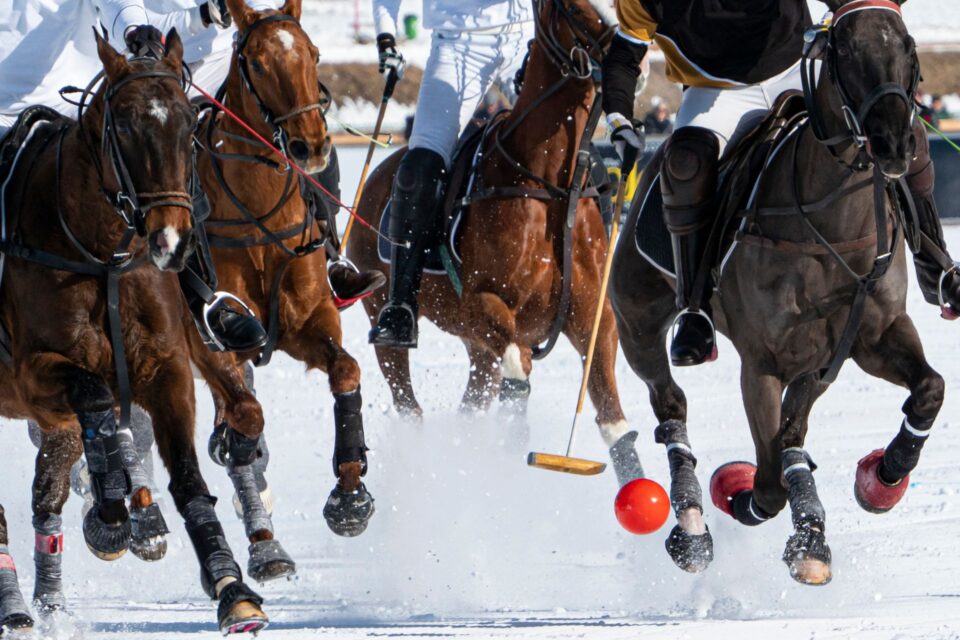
[634,173,676,277]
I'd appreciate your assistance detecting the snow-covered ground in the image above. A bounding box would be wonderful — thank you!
[3,147,960,639]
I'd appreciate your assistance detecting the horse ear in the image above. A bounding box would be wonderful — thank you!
[280,0,302,20]
[94,27,129,81]
[163,28,184,74]
[226,0,258,31]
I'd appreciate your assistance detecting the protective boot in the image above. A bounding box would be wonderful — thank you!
[369,148,446,348]
[905,123,960,317]
[661,127,720,367]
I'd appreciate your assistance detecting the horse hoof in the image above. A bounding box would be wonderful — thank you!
[783,527,832,586]
[83,507,130,561]
[33,595,67,618]
[217,581,268,636]
[855,449,908,514]
[710,461,756,517]
[248,539,296,583]
[664,524,713,573]
[130,503,170,562]
[323,482,375,537]
[1,611,34,632]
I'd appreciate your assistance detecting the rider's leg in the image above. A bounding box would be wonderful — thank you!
[179,160,267,352]
[661,126,720,366]
[904,120,960,314]
[369,28,520,348]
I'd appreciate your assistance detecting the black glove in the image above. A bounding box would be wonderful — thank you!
[201,0,232,29]
[606,113,645,163]
[124,25,165,59]
[376,33,405,79]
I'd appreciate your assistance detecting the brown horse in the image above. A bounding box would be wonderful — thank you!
[610,0,935,585]
[349,0,643,482]
[0,32,268,634]
[187,0,374,570]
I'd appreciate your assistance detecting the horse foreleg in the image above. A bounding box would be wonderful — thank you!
[852,313,944,513]
[30,425,81,614]
[460,340,500,414]
[139,356,268,634]
[297,307,374,538]
[0,504,33,632]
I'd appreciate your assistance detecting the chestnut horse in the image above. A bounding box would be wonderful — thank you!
[349,0,643,481]
[0,32,268,634]
[186,0,374,575]
[610,0,933,585]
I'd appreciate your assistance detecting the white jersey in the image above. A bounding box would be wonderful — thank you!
[0,0,277,128]
[373,0,531,36]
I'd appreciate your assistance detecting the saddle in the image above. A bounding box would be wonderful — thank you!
[0,106,66,188]
[635,90,808,277]
[378,120,612,293]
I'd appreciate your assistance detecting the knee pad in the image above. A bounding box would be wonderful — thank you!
[661,127,720,233]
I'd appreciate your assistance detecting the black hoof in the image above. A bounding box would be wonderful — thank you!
[32,594,66,618]
[783,526,832,586]
[665,524,714,573]
[323,483,375,537]
[247,539,296,583]
[83,506,131,561]
[130,503,170,562]
[1,611,34,632]
[217,581,268,636]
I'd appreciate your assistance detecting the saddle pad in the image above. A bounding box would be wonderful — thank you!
[634,174,675,277]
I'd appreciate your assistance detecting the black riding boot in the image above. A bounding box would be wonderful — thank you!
[368,148,446,348]
[905,125,960,315]
[181,176,267,352]
[661,127,719,367]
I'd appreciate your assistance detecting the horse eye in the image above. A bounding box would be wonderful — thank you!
[251,59,265,75]
[115,122,131,135]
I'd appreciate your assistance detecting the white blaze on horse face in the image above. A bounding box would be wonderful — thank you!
[585,0,618,27]
[153,225,181,268]
[276,29,296,56]
[147,98,168,125]
[599,420,629,447]
[500,344,527,380]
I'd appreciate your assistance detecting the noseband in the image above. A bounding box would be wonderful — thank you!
[232,14,330,153]
[801,0,920,164]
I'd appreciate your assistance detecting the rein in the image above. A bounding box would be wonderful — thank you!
[464,0,613,360]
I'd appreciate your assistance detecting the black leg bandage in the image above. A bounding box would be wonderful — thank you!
[655,420,702,514]
[609,431,644,487]
[880,398,934,484]
[183,496,241,599]
[782,448,825,530]
[32,513,64,610]
[333,388,367,476]
[78,409,129,505]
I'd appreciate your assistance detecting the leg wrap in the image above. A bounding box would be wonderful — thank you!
[130,405,156,489]
[609,431,644,487]
[731,491,774,526]
[655,420,702,514]
[183,496,241,599]
[78,409,130,504]
[32,513,64,610]
[117,427,151,493]
[333,388,367,476]
[499,378,531,403]
[0,544,31,626]
[880,398,934,483]
[228,463,273,538]
[782,448,825,530]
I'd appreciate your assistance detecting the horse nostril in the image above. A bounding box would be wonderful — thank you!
[288,139,310,161]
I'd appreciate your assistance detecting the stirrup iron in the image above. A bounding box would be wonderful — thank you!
[203,292,258,352]
[938,262,960,320]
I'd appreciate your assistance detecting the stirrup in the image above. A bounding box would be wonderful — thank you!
[670,307,718,365]
[937,262,960,320]
[203,292,258,352]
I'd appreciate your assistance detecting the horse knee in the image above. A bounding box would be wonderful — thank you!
[910,371,944,421]
[329,353,361,394]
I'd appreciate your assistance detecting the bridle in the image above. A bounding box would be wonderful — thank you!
[801,0,920,167]
[231,13,331,155]
[531,0,613,80]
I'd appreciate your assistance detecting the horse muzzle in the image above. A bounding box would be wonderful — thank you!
[287,135,331,175]
[148,225,197,272]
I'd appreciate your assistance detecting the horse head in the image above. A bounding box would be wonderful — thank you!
[821,0,919,177]
[94,29,197,270]
[226,0,331,174]
[532,0,616,78]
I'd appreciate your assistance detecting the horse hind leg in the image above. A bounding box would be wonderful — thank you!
[364,288,423,418]
[0,505,34,633]
[460,341,500,414]
[852,314,944,513]
[496,343,531,448]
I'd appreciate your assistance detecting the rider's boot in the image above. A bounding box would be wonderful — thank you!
[661,127,720,367]
[329,259,386,306]
[904,123,960,317]
[368,148,446,348]
[180,177,267,352]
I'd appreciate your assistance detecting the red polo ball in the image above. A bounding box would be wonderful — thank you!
[614,478,671,535]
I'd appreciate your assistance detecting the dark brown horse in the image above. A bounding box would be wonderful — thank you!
[610,0,937,585]
[0,32,268,634]
[186,0,374,574]
[349,0,646,486]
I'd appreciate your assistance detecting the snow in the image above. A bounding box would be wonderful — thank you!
[3,147,960,639]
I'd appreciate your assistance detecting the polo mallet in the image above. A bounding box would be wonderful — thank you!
[528,144,640,476]
[340,66,401,250]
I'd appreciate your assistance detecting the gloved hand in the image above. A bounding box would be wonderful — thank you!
[376,33,405,79]
[606,112,645,163]
[124,25,165,59]
[201,0,232,29]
